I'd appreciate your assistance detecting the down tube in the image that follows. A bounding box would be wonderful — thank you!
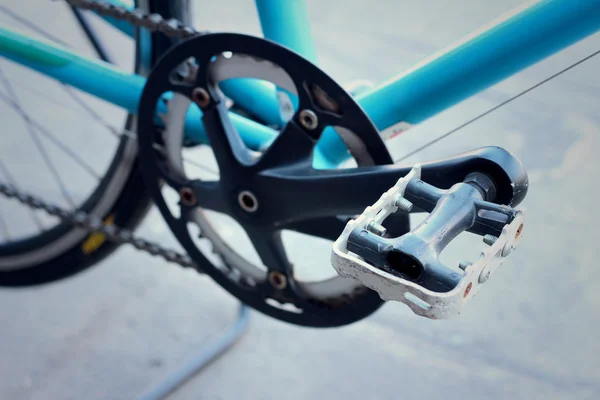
[317,0,600,165]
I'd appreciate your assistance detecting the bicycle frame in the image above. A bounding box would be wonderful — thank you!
[1,0,600,169]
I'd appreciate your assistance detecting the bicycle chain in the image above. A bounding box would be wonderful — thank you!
[65,0,204,39]
[0,0,206,268]
[0,182,195,267]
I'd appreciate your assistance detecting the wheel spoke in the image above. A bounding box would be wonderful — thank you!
[65,83,221,179]
[0,78,112,127]
[69,6,113,63]
[0,4,67,46]
[0,3,112,65]
[0,91,100,179]
[62,86,123,139]
[0,67,76,207]
[0,4,124,142]
[0,160,44,231]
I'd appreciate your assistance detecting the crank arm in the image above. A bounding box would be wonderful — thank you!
[331,163,526,319]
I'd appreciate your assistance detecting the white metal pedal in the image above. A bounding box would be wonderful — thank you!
[331,165,525,319]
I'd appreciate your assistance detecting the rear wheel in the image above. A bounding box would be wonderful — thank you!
[0,0,190,286]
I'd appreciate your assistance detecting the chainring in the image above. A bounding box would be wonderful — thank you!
[137,32,408,327]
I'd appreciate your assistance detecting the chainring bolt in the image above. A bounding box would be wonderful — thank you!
[269,271,288,290]
[238,190,259,213]
[192,87,211,108]
[180,187,196,206]
[299,109,319,130]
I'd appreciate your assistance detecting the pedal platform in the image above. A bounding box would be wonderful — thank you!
[331,164,525,319]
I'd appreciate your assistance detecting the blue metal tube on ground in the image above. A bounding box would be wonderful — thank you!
[136,305,251,400]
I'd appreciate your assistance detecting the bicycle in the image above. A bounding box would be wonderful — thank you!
[0,0,594,328]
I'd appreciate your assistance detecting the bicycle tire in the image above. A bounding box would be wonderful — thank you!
[0,0,190,286]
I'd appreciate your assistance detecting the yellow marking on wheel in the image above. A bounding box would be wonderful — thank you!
[81,214,115,255]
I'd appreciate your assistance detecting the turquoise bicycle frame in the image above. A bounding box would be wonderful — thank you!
[1,0,600,169]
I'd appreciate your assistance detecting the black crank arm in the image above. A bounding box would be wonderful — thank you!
[260,145,528,225]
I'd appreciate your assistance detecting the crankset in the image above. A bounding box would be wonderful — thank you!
[137,32,401,327]
[136,32,528,327]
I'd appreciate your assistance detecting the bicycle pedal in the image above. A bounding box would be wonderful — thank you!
[331,164,525,319]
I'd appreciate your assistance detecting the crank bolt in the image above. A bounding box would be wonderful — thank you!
[483,234,498,246]
[238,190,259,213]
[192,87,210,108]
[179,187,196,206]
[299,109,319,130]
[269,271,288,290]
[366,220,387,236]
[458,261,472,271]
[394,196,413,212]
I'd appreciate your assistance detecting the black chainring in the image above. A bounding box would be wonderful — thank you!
[137,32,408,327]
